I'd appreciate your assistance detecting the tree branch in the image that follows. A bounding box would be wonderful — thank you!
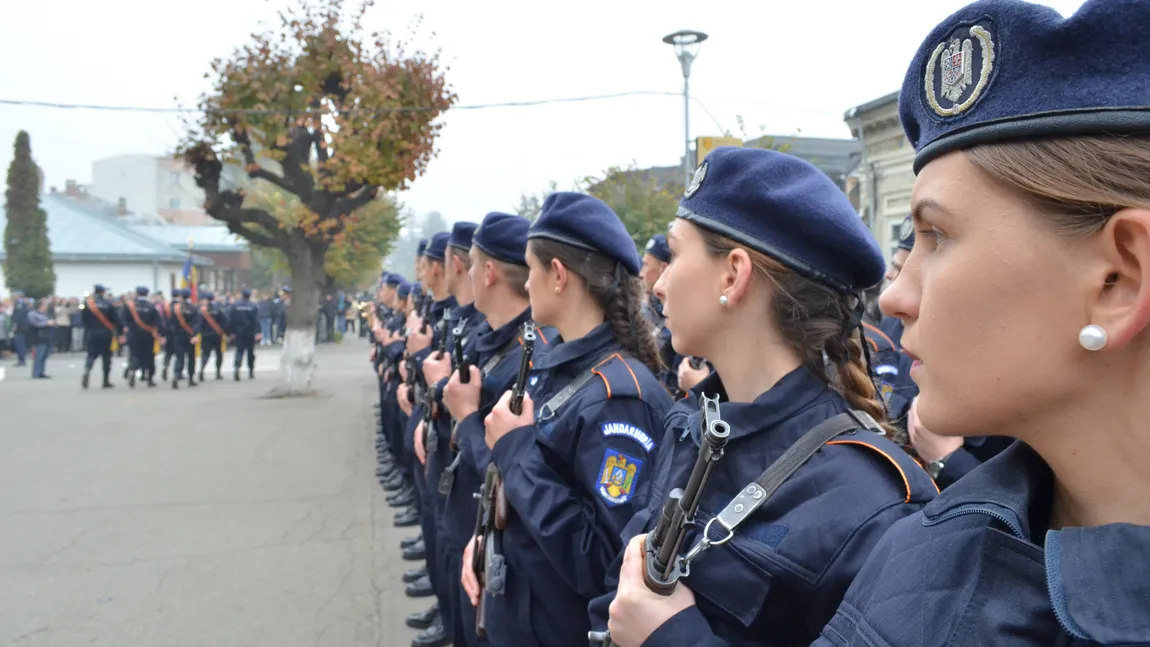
[235,129,295,194]
[184,144,287,249]
[332,187,379,219]
[225,221,277,248]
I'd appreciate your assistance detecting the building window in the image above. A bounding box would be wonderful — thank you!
[888,217,910,257]
[169,197,180,209]
[170,171,181,185]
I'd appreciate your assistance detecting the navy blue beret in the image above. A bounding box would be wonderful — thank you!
[94,284,107,293]
[241,288,252,298]
[202,291,215,301]
[136,286,149,296]
[901,0,1150,174]
[678,147,885,293]
[397,281,412,299]
[282,286,291,294]
[896,216,915,251]
[644,234,671,264]
[423,232,450,261]
[448,221,478,252]
[474,212,529,266]
[416,238,428,257]
[384,272,403,286]
[529,192,641,275]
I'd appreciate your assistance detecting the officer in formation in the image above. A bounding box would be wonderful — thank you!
[230,288,261,380]
[371,193,681,647]
[197,292,229,381]
[122,285,161,387]
[597,1,1150,646]
[167,288,200,389]
[80,284,121,389]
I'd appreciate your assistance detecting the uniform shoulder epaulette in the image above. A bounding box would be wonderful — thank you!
[590,353,647,402]
[826,430,939,504]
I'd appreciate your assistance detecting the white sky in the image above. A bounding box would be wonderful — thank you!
[0,0,1086,226]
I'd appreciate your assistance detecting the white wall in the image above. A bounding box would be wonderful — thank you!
[0,262,7,296]
[90,155,160,214]
[55,261,184,297]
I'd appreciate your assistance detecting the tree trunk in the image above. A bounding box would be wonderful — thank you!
[267,239,323,397]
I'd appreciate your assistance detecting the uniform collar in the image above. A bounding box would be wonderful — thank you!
[476,308,533,354]
[926,442,1150,644]
[1047,523,1150,644]
[531,321,615,372]
[686,367,839,442]
[450,302,478,326]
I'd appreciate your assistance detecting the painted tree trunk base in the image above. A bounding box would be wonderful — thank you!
[264,328,317,398]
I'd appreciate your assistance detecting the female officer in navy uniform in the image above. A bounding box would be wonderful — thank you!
[597,147,938,647]
[810,1,1150,645]
[475,193,674,647]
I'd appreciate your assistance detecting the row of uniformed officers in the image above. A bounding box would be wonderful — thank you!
[368,1,1150,645]
[79,286,262,389]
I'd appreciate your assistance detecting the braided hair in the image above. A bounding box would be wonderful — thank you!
[529,239,663,376]
[697,228,902,443]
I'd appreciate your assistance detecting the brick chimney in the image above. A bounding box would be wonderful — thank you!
[117,197,128,215]
[65,179,79,197]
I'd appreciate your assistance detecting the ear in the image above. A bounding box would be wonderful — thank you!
[721,248,755,306]
[483,260,497,288]
[550,258,568,292]
[1089,209,1150,350]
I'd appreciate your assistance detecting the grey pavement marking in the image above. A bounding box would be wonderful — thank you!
[0,342,429,647]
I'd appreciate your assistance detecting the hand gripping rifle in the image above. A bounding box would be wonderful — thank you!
[423,311,452,453]
[447,322,473,454]
[589,393,730,647]
[473,321,536,637]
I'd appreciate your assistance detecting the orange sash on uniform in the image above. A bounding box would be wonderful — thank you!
[174,303,196,335]
[127,300,162,354]
[86,296,118,334]
[85,296,120,352]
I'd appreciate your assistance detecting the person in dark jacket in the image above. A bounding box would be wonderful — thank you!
[26,298,54,379]
[598,148,934,647]
[230,288,261,380]
[807,2,1150,646]
[80,285,121,389]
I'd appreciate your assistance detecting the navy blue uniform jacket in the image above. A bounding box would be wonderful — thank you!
[589,368,938,647]
[484,322,673,647]
[815,441,1150,646]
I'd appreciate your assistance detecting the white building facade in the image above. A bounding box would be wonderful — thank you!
[844,91,917,259]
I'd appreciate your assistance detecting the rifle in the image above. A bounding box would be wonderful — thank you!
[447,321,472,454]
[422,311,452,452]
[419,291,434,334]
[473,321,536,637]
[589,392,730,647]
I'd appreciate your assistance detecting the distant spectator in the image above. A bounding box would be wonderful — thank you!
[26,298,55,378]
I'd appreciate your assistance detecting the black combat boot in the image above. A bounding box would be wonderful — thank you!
[81,370,91,389]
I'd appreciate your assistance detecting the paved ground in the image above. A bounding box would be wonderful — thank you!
[0,341,428,647]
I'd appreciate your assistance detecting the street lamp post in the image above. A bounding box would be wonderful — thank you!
[663,29,708,187]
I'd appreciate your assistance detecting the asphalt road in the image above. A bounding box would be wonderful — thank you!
[0,341,428,647]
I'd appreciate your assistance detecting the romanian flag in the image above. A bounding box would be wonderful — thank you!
[181,254,198,303]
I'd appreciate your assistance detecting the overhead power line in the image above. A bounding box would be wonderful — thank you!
[0,91,685,115]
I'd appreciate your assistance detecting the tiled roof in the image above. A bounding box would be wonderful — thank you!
[0,194,189,263]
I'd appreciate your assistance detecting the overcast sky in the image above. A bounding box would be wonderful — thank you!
[0,0,1086,226]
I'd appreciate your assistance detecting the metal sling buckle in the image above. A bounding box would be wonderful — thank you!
[679,515,735,572]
